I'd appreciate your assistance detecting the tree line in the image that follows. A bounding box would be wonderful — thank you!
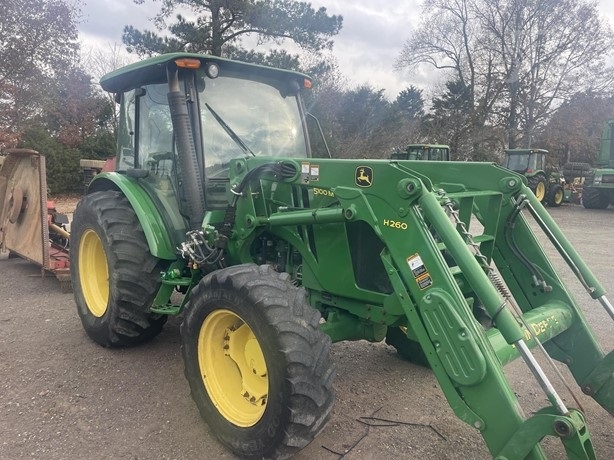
[1,0,613,194]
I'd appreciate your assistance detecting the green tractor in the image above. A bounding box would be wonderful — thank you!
[582,119,614,209]
[503,148,565,206]
[390,143,450,161]
[71,53,614,459]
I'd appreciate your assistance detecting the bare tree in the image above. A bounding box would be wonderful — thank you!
[396,0,504,157]
[81,43,136,134]
[478,0,614,146]
[82,43,135,84]
[397,0,614,151]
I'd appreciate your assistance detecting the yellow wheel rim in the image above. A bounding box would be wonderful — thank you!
[198,309,268,427]
[79,229,109,317]
[535,181,546,201]
[555,189,564,204]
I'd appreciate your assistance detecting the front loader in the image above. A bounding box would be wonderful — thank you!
[70,53,614,459]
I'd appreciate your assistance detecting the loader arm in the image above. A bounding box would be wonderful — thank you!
[211,157,614,459]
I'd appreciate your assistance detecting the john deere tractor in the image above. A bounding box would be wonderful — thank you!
[582,119,614,209]
[503,149,565,206]
[71,53,614,459]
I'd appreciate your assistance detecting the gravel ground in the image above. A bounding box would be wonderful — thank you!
[0,203,613,459]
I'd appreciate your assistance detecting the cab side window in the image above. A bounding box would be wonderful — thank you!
[117,89,136,171]
[137,84,173,176]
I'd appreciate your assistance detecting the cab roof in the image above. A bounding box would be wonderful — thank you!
[407,144,450,149]
[505,148,549,155]
[100,52,312,94]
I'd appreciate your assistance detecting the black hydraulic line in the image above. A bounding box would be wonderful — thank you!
[231,162,296,203]
[523,200,594,294]
[504,195,550,291]
[220,162,298,243]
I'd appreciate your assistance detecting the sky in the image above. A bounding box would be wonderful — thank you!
[78,0,614,100]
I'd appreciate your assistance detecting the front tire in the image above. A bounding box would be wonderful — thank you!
[70,191,168,347]
[181,264,334,459]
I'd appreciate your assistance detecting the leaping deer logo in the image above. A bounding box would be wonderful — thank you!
[355,166,373,187]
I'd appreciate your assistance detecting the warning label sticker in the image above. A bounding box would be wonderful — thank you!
[416,273,433,290]
[407,253,432,290]
[301,162,310,183]
[310,164,320,181]
[407,254,427,278]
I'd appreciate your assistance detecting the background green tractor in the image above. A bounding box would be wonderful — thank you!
[390,143,450,161]
[70,53,614,459]
[582,119,614,209]
[503,148,565,206]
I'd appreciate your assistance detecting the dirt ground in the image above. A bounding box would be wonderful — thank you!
[1,202,614,459]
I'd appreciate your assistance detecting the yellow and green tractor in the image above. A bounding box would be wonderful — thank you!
[503,148,568,206]
[70,53,614,459]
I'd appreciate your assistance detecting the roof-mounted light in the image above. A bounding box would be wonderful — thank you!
[304,78,312,89]
[205,63,219,79]
[175,58,201,69]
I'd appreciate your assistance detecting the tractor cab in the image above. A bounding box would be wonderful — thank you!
[503,148,547,174]
[97,53,314,229]
[391,144,450,161]
[103,54,312,173]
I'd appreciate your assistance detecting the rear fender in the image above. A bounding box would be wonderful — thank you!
[87,173,177,260]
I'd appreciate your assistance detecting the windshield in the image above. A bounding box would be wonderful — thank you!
[505,153,530,171]
[428,148,448,161]
[407,147,422,160]
[198,73,308,176]
[406,147,449,161]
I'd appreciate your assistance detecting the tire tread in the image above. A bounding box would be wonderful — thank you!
[582,187,610,209]
[181,264,334,459]
[70,191,167,347]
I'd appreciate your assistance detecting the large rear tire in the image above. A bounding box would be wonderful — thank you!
[562,162,591,181]
[70,191,168,347]
[582,187,610,209]
[181,264,334,459]
[528,175,547,202]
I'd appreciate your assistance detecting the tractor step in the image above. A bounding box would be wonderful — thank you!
[150,304,182,315]
[150,274,195,316]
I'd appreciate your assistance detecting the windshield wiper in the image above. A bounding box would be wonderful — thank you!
[205,103,255,157]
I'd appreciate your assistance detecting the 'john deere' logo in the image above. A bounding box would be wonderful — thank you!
[355,166,373,187]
